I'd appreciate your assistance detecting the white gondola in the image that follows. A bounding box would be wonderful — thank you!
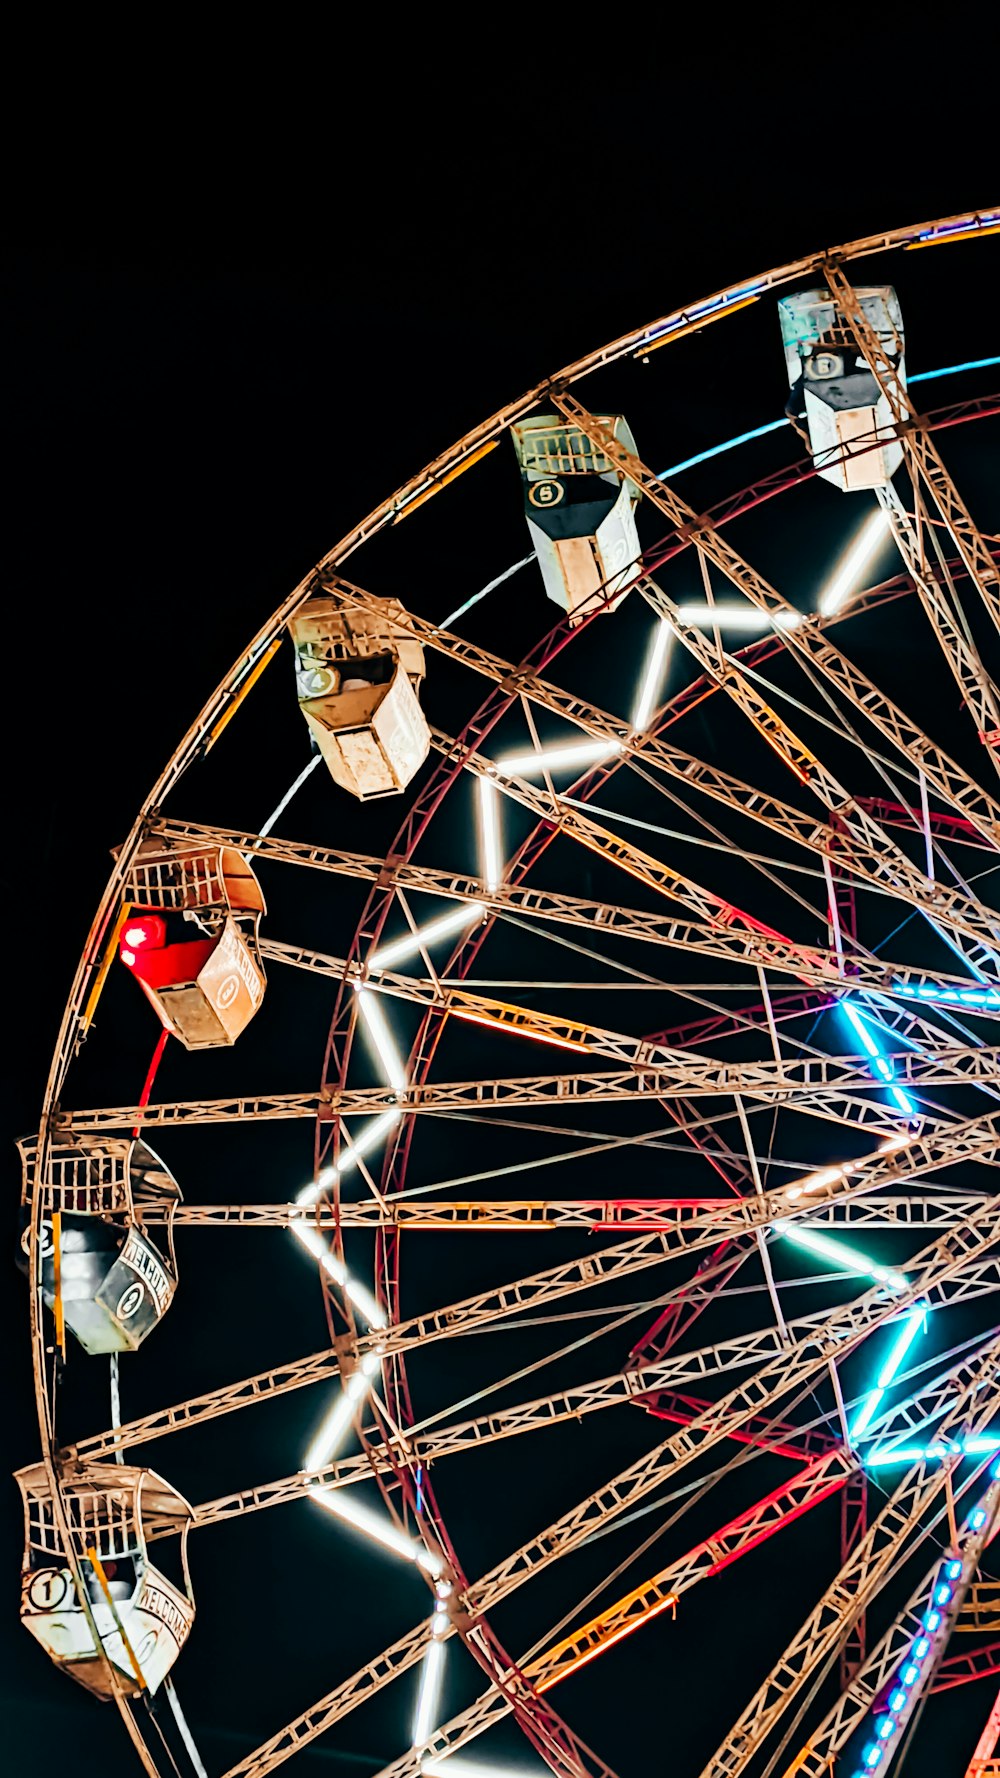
[17,1461,195,1698]
[18,1133,181,1354]
[290,594,430,799]
[512,413,642,623]
[779,286,906,491]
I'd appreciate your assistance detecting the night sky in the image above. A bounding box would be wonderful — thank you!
[5,46,998,1778]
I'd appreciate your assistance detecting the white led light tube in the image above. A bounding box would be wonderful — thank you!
[309,1486,443,1573]
[294,1107,403,1207]
[632,620,672,732]
[412,1636,446,1747]
[296,1108,403,1206]
[371,903,485,972]
[785,1165,843,1201]
[675,603,802,633]
[355,986,408,1092]
[496,738,621,777]
[877,1134,911,1154]
[818,509,890,617]
[303,1352,382,1471]
[478,775,503,892]
[290,1223,388,1328]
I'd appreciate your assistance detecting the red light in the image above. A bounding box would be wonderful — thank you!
[119,915,166,963]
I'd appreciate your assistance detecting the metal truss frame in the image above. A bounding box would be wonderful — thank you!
[19,213,1000,1778]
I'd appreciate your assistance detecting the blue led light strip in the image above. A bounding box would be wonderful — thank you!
[657,357,1000,479]
[850,1458,1000,1775]
[640,283,767,352]
[439,355,999,632]
[891,981,1000,1011]
[839,1000,917,1119]
[914,216,1000,244]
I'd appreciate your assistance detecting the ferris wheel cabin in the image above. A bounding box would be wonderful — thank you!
[289,593,430,799]
[17,1134,181,1354]
[117,839,266,1049]
[778,285,906,491]
[16,1461,195,1698]
[511,413,642,624]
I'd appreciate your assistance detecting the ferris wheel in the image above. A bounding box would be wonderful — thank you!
[18,208,1000,1778]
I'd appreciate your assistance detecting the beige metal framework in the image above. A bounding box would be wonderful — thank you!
[20,210,1000,1778]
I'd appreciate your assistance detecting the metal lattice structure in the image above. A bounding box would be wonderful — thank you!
[18,208,1000,1777]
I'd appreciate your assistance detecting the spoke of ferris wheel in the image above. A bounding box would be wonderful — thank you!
[464,1227,1000,1616]
[61,1234,778,1463]
[51,1047,962,1134]
[373,1468,863,1778]
[450,734,1000,989]
[272,956,1000,1110]
[634,631,994,923]
[149,800,998,923]
[268,931,989,1085]
[368,1336,1000,1778]
[879,481,1000,767]
[69,1129,1000,1466]
[698,1354,1000,1777]
[781,1461,1000,1776]
[175,1337,989,1600]
[182,1310,1000,1550]
[56,1097,869,1174]
[390,608,988,979]
[323,570,1000,854]
[596,421,1000,848]
[149,811,1000,1016]
[824,262,1000,640]
[264,937,987,1140]
[157,808,829,986]
[174,1293,828,1535]
[471,654,999,962]
[158,1190,992,1231]
[396,1078,945,1160]
[730,637,999,939]
[544,396,1000,963]
[219,1217,1000,1778]
[156,810,842,970]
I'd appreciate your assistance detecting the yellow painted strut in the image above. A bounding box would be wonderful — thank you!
[86,1546,147,1691]
[81,904,132,1033]
[206,637,284,752]
[392,440,499,523]
[51,1210,66,1362]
